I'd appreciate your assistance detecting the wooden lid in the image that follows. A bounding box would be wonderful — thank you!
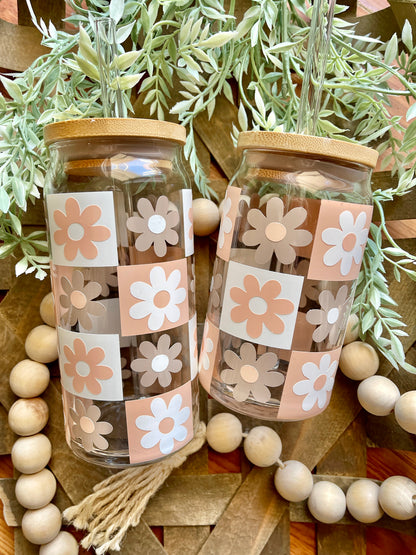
[237,131,378,169]
[44,118,186,145]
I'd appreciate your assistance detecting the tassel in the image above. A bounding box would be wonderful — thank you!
[64,422,206,554]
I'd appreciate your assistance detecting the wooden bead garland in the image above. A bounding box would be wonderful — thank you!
[243,426,282,468]
[11,434,52,474]
[192,198,220,236]
[206,412,243,453]
[357,375,400,416]
[340,315,416,434]
[39,531,79,554]
[274,460,313,502]
[394,391,416,434]
[346,479,384,523]
[206,412,416,525]
[7,293,79,553]
[308,481,346,524]
[24,324,58,364]
[21,503,62,545]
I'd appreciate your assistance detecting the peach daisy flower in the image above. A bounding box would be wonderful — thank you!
[63,339,113,395]
[53,197,110,261]
[230,275,294,339]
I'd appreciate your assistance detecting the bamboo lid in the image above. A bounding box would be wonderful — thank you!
[44,118,186,145]
[237,131,378,169]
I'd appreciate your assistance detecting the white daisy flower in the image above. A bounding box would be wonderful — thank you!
[129,266,186,331]
[322,210,369,276]
[136,394,190,455]
[218,195,233,249]
[292,354,337,411]
[201,337,214,371]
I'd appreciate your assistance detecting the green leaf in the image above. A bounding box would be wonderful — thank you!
[78,26,98,65]
[0,187,10,212]
[170,99,194,115]
[198,31,236,48]
[238,103,248,131]
[109,0,125,25]
[384,34,398,65]
[111,73,143,90]
[0,76,23,103]
[362,310,375,333]
[402,20,413,51]
[116,21,135,44]
[111,51,139,71]
[9,212,22,236]
[15,257,28,277]
[0,242,16,258]
[74,55,100,81]
[268,40,303,54]
[12,178,26,209]
[406,102,416,122]
[254,88,265,118]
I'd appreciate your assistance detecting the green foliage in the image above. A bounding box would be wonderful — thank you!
[0,0,415,370]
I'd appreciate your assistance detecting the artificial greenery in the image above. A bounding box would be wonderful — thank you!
[0,0,415,371]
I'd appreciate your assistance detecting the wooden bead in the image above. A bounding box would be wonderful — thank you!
[40,531,79,555]
[15,468,57,509]
[8,398,49,436]
[394,391,416,434]
[346,479,383,523]
[206,413,242,453]
[308,481,346,524]
[339,341,379,380]
[9,359,50,398]
[379,476,416,520]
[25,325,58,363]
[40,292,56,327]
[357,376,400,416]
[192,198,220,236]
[11,434,52,474]
[21,503,62,545]
[343,313,360,345]
[274,460,313,502]
[243,426,282,467]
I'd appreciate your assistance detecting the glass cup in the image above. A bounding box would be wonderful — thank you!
[44,118,198,467]
[199,131,378,421]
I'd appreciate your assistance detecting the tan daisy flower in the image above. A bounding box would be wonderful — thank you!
[70,399,113,452]
[209,272,223,309]
[296,259,320,308]
[306,285,350,343]
[127,196,179,257]
[242,196,312,265]
[60,269,105,330]
[131,334,182,387]
[220,342,284,403]
[81,267,118,297]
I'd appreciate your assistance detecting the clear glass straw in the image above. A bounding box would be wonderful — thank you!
[95,18,126,118]
[296,0,336,135]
